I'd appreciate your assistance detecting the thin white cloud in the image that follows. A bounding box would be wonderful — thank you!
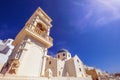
[92,0,120,26]
[73,0,120,27]
[99,0,120,17]
[95,17,107,26]
[64,0,120,34]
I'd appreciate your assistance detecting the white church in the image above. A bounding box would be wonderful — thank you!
[0,7,107,80]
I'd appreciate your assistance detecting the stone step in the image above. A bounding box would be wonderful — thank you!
[0,75,92,80]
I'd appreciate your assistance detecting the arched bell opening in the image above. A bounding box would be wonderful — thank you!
[35,22,47,34]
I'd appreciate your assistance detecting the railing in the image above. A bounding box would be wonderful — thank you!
[25,24,53,44]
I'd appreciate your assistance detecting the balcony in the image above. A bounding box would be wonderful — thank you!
[25,24,53,47]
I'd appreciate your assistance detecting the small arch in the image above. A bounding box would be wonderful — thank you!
[63,53,65,56]
[49,61,51,65]
[58,55,60,58]
[59,71,61,76]
[77,59,79,63]
[79,68,81,72]
[36,23,46,32]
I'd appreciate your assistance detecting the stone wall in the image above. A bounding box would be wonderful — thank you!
[0,75,92,80]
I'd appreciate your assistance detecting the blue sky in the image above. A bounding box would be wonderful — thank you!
[0,0,120,73]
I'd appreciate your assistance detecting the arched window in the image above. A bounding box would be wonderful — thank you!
[36,23,44,31]
[59,71,61,76]
[58,55,60,58]
[63,53,65,56]
[77,59,79,63]
[49,61,51,65]
[79,68,81,72]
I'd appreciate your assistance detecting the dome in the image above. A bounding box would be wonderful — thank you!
[56,49,72,60]
[57,49,69,53]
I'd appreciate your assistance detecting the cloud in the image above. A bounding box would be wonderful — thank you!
[95,17,107,26]
[51,0,120,35]
[91,0,120,26]
[72,0,120,27]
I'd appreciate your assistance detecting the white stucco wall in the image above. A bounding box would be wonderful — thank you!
[73,55,86,77]
[16,38,45,77]
[57,59,65,76]
[0,76,92,80]
[65,59,76,77]
[45,56,57,77]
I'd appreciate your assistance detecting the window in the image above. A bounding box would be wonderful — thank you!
[68,55,70,57]
[63,53,65,56]
[49,61,51,65]
[59,71,61,76]
[79,68,81,71]
[77,59,79,63]
[61,67,63,69]
[58,55,60,58]
[36,23,45,31]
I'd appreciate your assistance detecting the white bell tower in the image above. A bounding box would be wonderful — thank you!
[1,7,53,77]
